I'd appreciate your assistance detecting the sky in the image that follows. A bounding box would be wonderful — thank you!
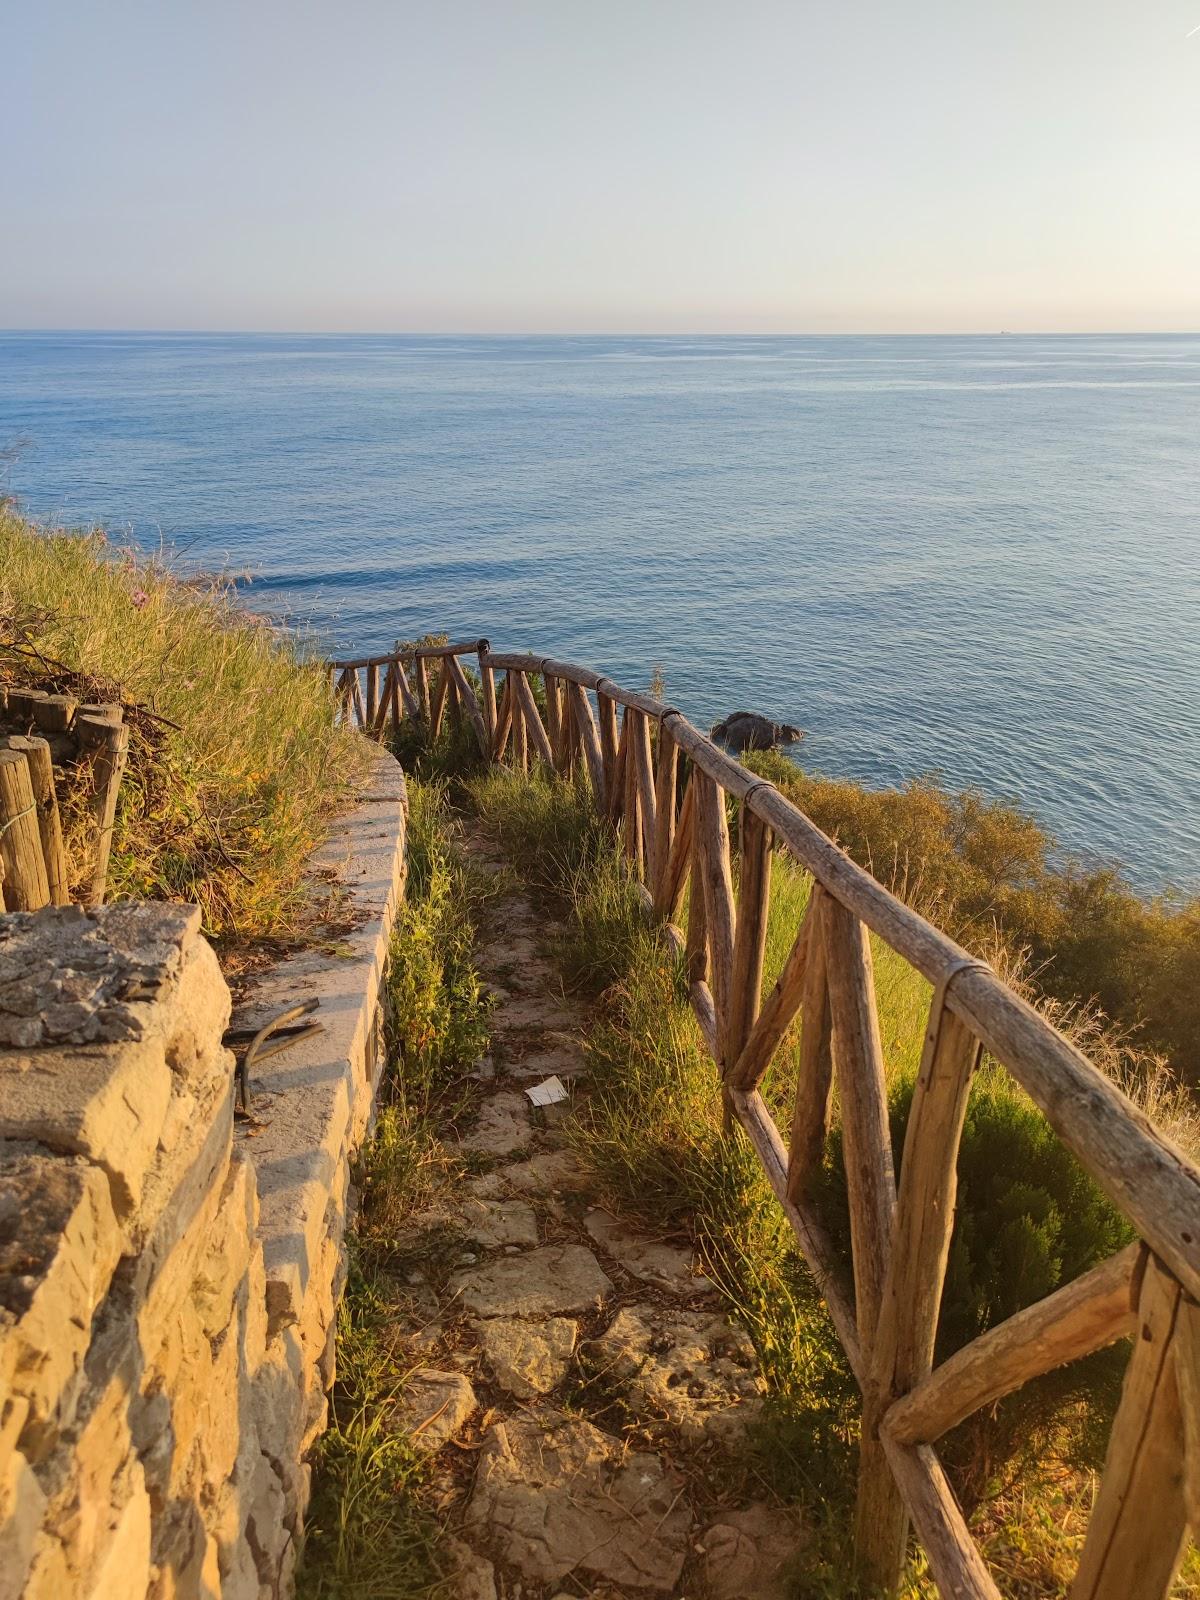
[4,0,1200,334]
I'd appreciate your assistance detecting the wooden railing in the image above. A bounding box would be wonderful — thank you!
[330,641,1200,1600]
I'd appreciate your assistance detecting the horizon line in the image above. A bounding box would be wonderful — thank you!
[3,325,1199,340]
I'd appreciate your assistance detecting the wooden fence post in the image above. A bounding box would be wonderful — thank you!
[1069,1257,1190,1600]
[479,652,498,747]
[1,735,68,905]
[786,888,834,1201]
[76,709,130,907]
[694,772,737,1067]
[0,749,51,911]
[726,808,771,1068]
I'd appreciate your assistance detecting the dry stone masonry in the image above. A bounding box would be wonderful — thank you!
[0,749,407,1600]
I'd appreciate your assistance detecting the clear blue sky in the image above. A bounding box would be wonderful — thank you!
[4,0,1199,333]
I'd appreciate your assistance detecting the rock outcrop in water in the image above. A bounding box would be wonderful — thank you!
[711,711,804,753]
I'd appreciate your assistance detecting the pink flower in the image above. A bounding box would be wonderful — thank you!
[131,590,150,610]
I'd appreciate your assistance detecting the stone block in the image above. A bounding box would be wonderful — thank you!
[0,1443,45,1600]
[86,1464,152,1600]
[398,1370,477,1453]
[450,1244,613,1319]
[192,1156,257,1340]
[0,1146,122,1458]
[0,903,200,1051]
[0,1040,171,1215]
[466,1411,692,1592]
[474,1316,576,1398]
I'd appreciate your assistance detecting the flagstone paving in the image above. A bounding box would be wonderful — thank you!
[388,824,802,1598]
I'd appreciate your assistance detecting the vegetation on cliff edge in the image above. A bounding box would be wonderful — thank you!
[0,509,368,945]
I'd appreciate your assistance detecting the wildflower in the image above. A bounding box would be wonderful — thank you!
[131,589,150,610]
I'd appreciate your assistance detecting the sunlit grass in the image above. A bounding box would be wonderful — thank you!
[0,508,370,942]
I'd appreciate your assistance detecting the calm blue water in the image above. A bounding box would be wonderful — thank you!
[2,331,1198,893]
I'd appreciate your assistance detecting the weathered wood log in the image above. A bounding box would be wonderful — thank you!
[388,664,404,729]
[492,673,513,760]
[870,981,983,1433]
[726,808,772,1070]
[1,736,69,906]
[30,694,77,734]
[447,654,490,756]
[685,814,708,987]
[563,690,581,777]
[1175,1292,1200,1529]
[0,749,51,911]
[370,666,394,737]
[544,674,563,764]
[695,773,737,1063]
[512,679,529,772]
[1069,1256,1189,1600]
[824,896,897,1347]
[787,890,835,1200]
[329,642,489,670]
[333,668,352,722]
[76,712,130,906]
[729,884,813,1091]
[512,671,554,767]
[878,1436,1002,1600]
[415,654,431,721]
[858,977,982,1592]
[619,710,641,868]
[566,681,606,809]
[350,672,367,728]
[654,773,694,921]
[650,725,678,901]
[598,692,618,792]
[478,653,498,745]
[631,709,658,874]
[396,661,421,719]
[392,637,488,663]
[729,1086,862,1378]
[429,660,451,740]
[607,707,628,824]
[690,979,719,1059]
[366,662,379,726]
[884,1243,1143,1447]
[4,689,50,731]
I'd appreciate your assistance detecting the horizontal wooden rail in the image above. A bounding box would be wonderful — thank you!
[330,634,1200,1600]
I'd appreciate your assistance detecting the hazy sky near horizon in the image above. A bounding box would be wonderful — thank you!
[5,0,1200,333]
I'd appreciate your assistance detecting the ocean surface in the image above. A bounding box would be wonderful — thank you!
[1,331,1198,894]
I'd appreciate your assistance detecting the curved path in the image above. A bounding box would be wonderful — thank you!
[396,820,802,1600]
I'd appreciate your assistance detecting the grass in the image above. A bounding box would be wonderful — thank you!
[464,761,1198,1599]
[299,776,494,1599]
[0,508,369,944]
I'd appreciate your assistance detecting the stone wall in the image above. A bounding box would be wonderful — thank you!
[0,749,407,1600]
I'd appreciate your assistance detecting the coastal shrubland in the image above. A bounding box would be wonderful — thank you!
[0,508,367,944]
[746,750,1200,1092]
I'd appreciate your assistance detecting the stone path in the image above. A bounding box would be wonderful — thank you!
[389,824,804,1599]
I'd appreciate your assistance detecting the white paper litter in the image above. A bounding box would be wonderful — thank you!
[524,1075,568,1107]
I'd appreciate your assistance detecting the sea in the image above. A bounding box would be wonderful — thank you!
[1,330,1197,894]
